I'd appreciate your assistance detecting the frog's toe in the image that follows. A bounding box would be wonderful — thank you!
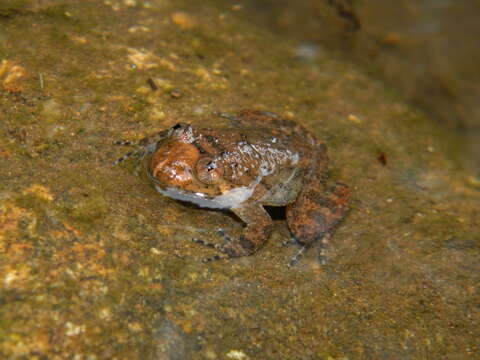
[218,241,252,258]
[317,253,328,266]
[216,228,233,243]
[191,237,236,263]
[287,245,307,267]
[192,237,223,250]
[113,140,136,146]
[192,232,257,261]
[192,238,226,263]
[112,148,146,165]
[287,239,329,267]
[282,237,299,247]
[212,111,238,121]
[202,253,229,263]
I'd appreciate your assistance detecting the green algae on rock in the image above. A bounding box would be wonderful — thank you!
[0,0,478,359]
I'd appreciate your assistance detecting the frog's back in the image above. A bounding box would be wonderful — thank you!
[231,109,319,153]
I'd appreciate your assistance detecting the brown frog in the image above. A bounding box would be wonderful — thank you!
[114,110,350,266]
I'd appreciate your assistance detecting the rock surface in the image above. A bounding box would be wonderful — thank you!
[0,1,478,359]
[237,0,480,169]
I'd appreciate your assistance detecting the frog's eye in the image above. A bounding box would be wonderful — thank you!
[196,157,223,185]
[169,123,194,143]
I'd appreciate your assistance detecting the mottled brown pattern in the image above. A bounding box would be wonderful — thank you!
[115,110,350,266]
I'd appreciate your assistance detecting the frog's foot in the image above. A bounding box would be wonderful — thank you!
[287,233,332,267]
[112,140,147,165]
[191,239,230,263]
[113,149,147,165]
[192,204,272,263]
[191,234,252,263]
[192,227,261,262]
[191,229,234,263]
[315,231,333,266]
[287,244,308,268]
[113,130,168,166]
[283,237,310,267]
[282,237,299,247]
[113,140,137,146]
[284,236,321,267]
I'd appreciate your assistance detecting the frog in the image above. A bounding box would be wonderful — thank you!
[114,109,350,267]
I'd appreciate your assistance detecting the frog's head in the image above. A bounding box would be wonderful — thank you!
[147,123,225,197]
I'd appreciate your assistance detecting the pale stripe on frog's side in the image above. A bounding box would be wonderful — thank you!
[154,184,257,209]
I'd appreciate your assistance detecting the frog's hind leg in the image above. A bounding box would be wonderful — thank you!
[286,183,350,267]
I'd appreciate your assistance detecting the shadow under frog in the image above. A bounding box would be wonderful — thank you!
[114,110,350,267]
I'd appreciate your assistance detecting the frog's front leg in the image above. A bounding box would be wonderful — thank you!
[112,129,169,165]
[228,203,273,257]
[193,202,272,261]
